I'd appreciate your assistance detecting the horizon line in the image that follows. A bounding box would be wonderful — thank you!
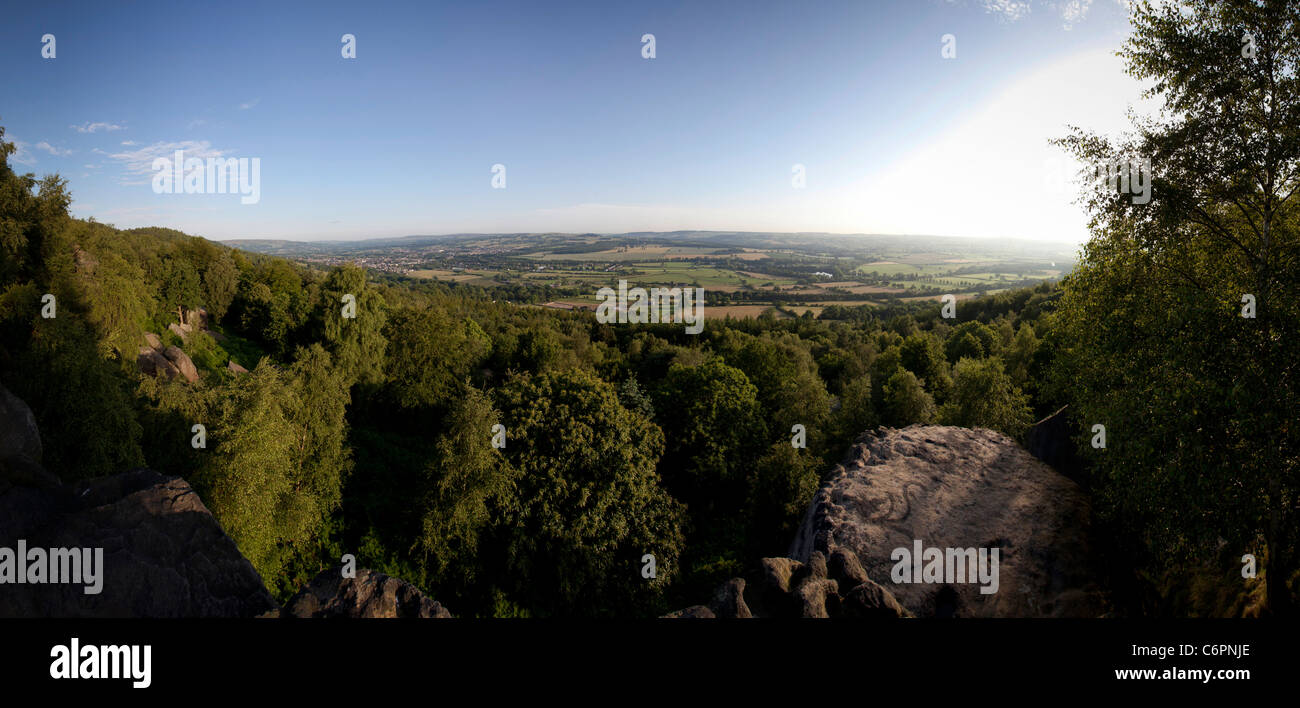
[213,230,1086,247]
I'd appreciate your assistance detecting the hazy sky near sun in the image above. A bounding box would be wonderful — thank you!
[1,0,1157,243]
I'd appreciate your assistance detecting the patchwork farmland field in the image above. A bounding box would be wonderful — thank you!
[238,231,1077,319]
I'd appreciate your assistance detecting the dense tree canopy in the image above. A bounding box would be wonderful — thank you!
[1052,0,1300,614]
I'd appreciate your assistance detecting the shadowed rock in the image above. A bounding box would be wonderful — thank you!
[282,568,452,618]
[0,383,42,464]
[662,605,715,618]
[666,547,909,619]
[842,579,909,618]
[749,557,803,617]
[708,578,751,618]
[829,547,871,589]
[137,347,180,379]
[0,467,278,617]
[795,577,839,618]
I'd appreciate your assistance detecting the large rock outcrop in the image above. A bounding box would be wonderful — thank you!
[0,467,279,617]
[0,382,449,618]
[789,425,1106,617]
[664,547,911,619]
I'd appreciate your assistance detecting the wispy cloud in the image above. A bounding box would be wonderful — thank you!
[1061,0,1092,29]
[238,99,259,110]
[35,141,74,156]
[70,121,125,134]
[187,119,208,130]
[981,0,1032,21]
[10,140,37,166]
[948,0,1113,30]
[102,139,229,185]
[120,140,137,146]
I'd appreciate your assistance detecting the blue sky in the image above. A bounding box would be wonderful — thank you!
[1,0,1152,242]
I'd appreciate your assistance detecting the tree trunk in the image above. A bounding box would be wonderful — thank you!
[1264,475,1293,616]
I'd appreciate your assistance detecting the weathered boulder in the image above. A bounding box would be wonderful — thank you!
[708,578,751,619]
[163,345,200,383]
[0,467,278,617]
[0,382,42,464]
[143,332,163,351]
[183,308,209,330]
[752,557,804,617]
[227,360,249,375]
[137,347,180,379]
[167,322,190,340]
[282,568,452,618]
[789,425,1106,617]
[842,578,910,618]
[828,547,871,588]
[72,245,98,274]
[665,547,909,619]
[795,576,839,618]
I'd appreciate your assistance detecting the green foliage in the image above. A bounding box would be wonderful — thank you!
[836,374,875,439]
[9,312,145,480]
[187,364,308,580]
[136,349,352,598]
[938,356,1033,438]
[183,330,226,374]
[748,441,821,552]
[717,331,831,442]
[495,369,685,616]
[383,307,489,409]
[158,257,202,320]
[1004,322,1039,391]
[652,360,768,514]
[286,344,353,518]
[1050,0,1300,612]
[881,369,935,426]
[418,386,514,604]
[943,321,997,363]
[235,281,293,356]
[318,264,388,386]
[900,332,952,402]
[617,374,656,420]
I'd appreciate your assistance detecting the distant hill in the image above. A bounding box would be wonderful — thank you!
[222,231,1081,262]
